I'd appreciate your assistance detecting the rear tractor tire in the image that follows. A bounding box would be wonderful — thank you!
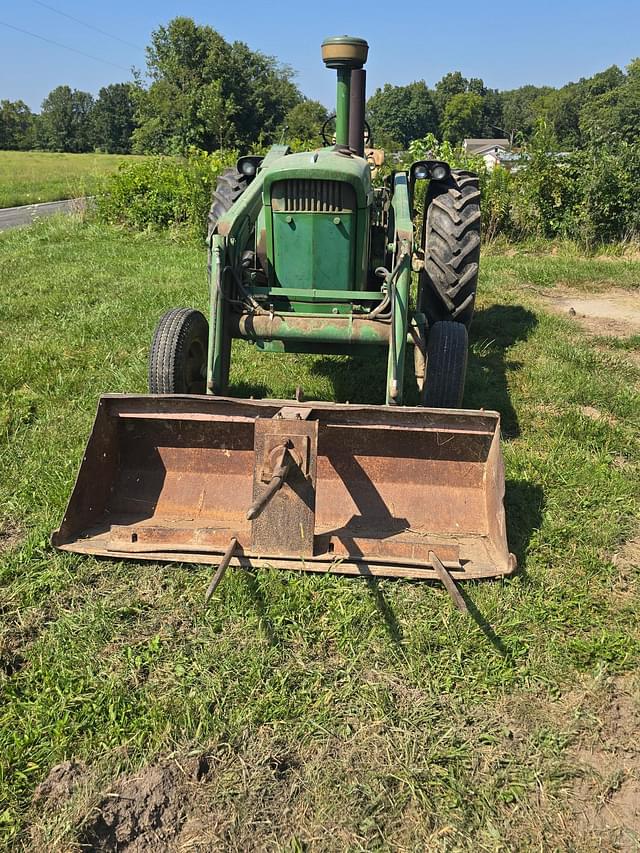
[207,168,249,240]
[423,321,468,408]
[149,308,209,395]
[419,169,481,329]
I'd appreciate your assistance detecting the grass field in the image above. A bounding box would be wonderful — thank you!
[1,217,639,851]
[0,151,146,209]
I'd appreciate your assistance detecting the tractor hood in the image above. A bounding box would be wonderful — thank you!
[260,147,373,292]
[262,147,373,208]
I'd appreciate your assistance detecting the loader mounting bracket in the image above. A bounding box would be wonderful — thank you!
[250,409,319,557]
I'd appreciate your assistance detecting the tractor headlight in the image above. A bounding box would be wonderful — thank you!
[410,160,451,182]
[237,156,263,179]
[430,163,449,181]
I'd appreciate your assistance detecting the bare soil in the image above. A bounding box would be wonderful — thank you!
[569,677,640,851]
[538,287,640,338]
[0,519,23,554]
[78,757,210,852]
[27,673,640,852]
[34,760,87,806]
[503,674,640,851]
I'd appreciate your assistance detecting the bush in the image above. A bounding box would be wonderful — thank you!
[95,148,236,238]
[95,134,640,248]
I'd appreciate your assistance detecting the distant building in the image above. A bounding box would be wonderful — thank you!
[463,138,513,170]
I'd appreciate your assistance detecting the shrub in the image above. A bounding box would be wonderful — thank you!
[95,148,236,238]
[95,134,640,248]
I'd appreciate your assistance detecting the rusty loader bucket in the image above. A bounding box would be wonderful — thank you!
[53,395,516,582]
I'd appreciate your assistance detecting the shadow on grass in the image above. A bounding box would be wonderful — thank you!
[505,479,545,571]
[457,586,516,660]
[365,578,404,645]
[242,569,278,646]
[466,304,538,438]
[363,478,544,654]
[311,351,389,405]
[309,304,538,419]
[229,380,271,399]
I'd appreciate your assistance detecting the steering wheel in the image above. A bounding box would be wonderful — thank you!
[321,115,372,148]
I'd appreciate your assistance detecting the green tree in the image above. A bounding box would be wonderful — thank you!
[441,92,484,142]
[133,17,301,153]
[0,100,34,150]
[580,59,640,144]
[434,71,468,119]
[39,86,94,152]
[535,65,627,149]
[284,100,329,144]
[479,88,504,137]
[91,83,137,153]
[501,85,554,139]
[367,81,438,148]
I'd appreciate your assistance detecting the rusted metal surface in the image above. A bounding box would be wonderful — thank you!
[204,537,238,603]
[249,417,318,556]
[52,394,517,581]
[430,550,469,614]
[230,312,391,345]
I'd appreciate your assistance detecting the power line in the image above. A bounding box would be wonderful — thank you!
[0,20,131,72]
[30,0,142,51]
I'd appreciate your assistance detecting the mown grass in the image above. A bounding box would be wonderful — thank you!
[0,151,147,208]
[1,217,639,850]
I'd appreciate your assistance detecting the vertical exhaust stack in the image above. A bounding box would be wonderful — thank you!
[349,69,366,157]
[321,36,369,150]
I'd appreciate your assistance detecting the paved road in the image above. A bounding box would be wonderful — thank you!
[0,198,87,231]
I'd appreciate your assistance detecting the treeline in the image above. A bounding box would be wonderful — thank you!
[368,61,640,149]
[0,18,326,155]
[0,83,136,154]
[2,17,639,154]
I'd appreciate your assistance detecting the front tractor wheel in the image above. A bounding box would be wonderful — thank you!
[423,321,468,408]
[148,308,209,395]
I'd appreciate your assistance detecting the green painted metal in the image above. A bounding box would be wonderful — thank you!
[203,48,429,408]
[254,340,380,357]
[262,149,372,207]
[261,149,373,293]
[231,313,390,346]
[335,67,350,146]
[249,287,383,302]
[384,172,414,406]
[207,235,227,394]
[272,210,355,290]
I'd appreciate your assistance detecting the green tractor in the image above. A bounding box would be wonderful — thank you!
[148,36,480,409]
[53,37,514,593]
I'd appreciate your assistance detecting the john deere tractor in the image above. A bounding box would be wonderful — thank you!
[54,37,514,591]
[148,35,481,409]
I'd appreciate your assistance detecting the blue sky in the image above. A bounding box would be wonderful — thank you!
[1,0,639,111]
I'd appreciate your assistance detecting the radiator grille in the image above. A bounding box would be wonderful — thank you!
[271,179,356,213]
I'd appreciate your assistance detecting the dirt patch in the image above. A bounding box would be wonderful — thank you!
[568,676,640,850]
[0,644,25,677]
[34,760,87,806]
[79,757,210,852]
[0,519,23,554]
[538,287,640,338]
[579,405,619,426]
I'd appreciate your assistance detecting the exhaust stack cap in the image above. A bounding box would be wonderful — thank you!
[321,36,368,69]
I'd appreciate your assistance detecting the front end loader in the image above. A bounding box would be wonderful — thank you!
[53,37,516,593]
